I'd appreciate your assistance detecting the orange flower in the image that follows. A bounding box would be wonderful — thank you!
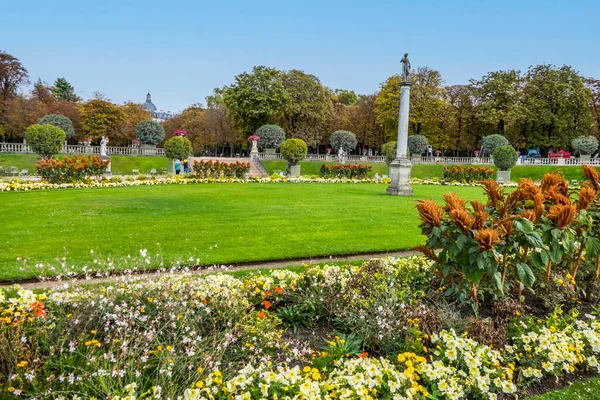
[518,178,540,199]
[474,229,501,251]
[257,311,266,319]
[414,245,437,261]
[498,218,514,238]
[521,210,537,222]
[443,192,466,212]
[416,200,444,228]
[583,164,600,190]
[547,203,577,229]
[541,173,563,193]
[533,192,545,221]
[359,351,369,359]
[470,201,488,230]
[482,180,504,206]
[450,209,473,234]
[578,186,597,211]
[263,292,273,297]
[274,287,283,294]
[262,300,271,310]
[30,301,46,318]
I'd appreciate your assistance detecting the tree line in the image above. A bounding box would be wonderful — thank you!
[1,49,599,155]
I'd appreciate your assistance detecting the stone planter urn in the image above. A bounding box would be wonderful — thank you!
[290,165,301,177]
[580,155,592,161]
[248,135,260,161]
[496,170,511,183]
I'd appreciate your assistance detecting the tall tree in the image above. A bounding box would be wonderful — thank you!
[0,96,47,141]
[444,85,479,154]
[79,99,124,142]
[520,65,593,149]
[334,89,358,105]
[51,77,81,102]
[222,66,290,135]
[279,69,333,147]
[469,70,523,136]
[118,102,151,144]
[586,78,600,137]
[0,50,28,103]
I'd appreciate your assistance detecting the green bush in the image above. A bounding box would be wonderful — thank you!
[164,136,193,160]
[493,146,518,171]
[572,135,599,156]
[280,138,308,165]
[256,125,286,149]
[25,124,66,159]
[381,141,397,165]
[407,135,429,156]
[482,134,509,156]
[330,130,357,152]
[38,114,74,138]
[135,120,165,145]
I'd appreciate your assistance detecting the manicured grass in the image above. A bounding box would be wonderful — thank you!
[262,160,597,182]
[0,183,486,281]
[526,376,600,399]
[0,154,167,175]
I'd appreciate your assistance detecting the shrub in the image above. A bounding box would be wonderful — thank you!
[572,135,599,156]
[135,120,165,145]
[36,155,109,183]
[320,163,372,179]
[381,141,397,165]
[280,138,307,165]
[164,136,193,160]
[443,165,494,182]
[38,114,74,138]
[330,130,357,152]
[407,135,429,156]
[192,160,250,179]
[482,134,509,156]
[25,124,66,159]
[255,125,286,149]
[493,146,518,171]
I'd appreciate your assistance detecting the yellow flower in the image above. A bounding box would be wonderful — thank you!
[195,381,204,389]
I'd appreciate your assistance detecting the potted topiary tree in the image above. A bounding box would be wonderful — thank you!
[135,120,166,151]
[493,145,518,183]
[280,138,308,176]
[256,125,286,154]
[407,135,429,158]
[164,136,193,174]
[25,124,66,159]
[572,136,599,161]
[38,114,74,144]
[482,134,509,158]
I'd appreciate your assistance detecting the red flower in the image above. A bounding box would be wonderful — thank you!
[263,292,273,297]
[262,300,272,310]
[257,311,266,319]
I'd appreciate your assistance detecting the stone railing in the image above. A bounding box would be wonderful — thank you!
[0,143,165,156]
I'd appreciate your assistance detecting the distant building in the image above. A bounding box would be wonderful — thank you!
[141,92,176,122]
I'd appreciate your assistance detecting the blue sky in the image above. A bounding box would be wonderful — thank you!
[2,0,598,112]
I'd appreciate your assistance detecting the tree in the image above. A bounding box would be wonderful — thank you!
[493,146,518,171]
[482,134,509,156]
[407,134,430,155]
[280,69,333,147]
[280,138,308,165]
[119,102,151,144]
[585,78,600,137]
[51,78,81,102]
[25,124,65,158]
[520,65,593,149]
[38,114,74,138]
[135,120,165,145]
[330,130,357,152]
[381,141,397,164]
[334,89,358,105]
[470,70,523,136]
[79,99,124,142]
[222,66,290,135]
[444,85,480,154]
[164,136,193,160]
[256,124,286,149]
[1,96,47,141]
[0,50,28,102]
[32,79,55,105]
[572,136,598,156]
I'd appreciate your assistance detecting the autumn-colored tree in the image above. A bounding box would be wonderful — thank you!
[79,99,124,143]
[118,102,151,144]
[444,85,480,154]
[0,50,28,103]
[585,78,600,137]
[0,96,47,141]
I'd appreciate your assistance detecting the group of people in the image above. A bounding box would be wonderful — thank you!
[174,159,189,175]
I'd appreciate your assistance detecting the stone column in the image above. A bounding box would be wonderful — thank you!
[387,82,413,196]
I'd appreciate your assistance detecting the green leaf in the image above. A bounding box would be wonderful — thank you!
[549,246,564,263]
[493,271,504,294]
[530,252,543,269]
[516,263,536,287]
[515,218,534,234]
[525,232,544,248]
[586,238,600,259]
[457,234,468,251]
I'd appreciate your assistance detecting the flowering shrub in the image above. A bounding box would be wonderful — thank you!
[320,163,372,179]
[192,160,250,179]
[35,155,110,183]
[443,165,494,182]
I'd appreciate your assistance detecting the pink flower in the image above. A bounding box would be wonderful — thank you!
[174,130,187,137]
[248,135,260,141]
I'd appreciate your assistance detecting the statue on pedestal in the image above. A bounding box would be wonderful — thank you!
[401,53,411,83]
[100,136,109,157]
[338,147,345,164]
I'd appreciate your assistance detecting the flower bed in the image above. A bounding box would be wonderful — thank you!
[192,160,250,179]
[443,165,494,182]
[2,256,600,398]
[320,163,372,179]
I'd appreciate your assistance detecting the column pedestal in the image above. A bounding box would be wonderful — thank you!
[386,158,413,196]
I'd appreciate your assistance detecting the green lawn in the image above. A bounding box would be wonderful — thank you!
[0,183,486,281]
[0,154,167,175]
[261,160,597,182]
[526,376,600,399]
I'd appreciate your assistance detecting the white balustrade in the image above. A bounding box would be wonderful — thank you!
[0,143,165,156]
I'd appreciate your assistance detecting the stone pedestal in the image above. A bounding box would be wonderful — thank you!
[101,156,112,176]
[557,157,566,165]
[387,82,414,196]
[168,159,175,175]
[250,140,259,161]
[386,158,413,195]
[290,165,301,177]
[496,170,511,183]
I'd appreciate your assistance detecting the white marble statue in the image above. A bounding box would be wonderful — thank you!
[100,136,109,157]
[338,147,345,164]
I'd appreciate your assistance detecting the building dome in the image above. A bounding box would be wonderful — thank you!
[142,92,157,112]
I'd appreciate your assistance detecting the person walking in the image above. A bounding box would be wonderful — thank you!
[175,159,182,175]
[183,158,189,175]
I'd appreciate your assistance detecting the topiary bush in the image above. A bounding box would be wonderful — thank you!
[482,134,509,156]
[572,136,599,156]
[25,124,66,159]
[38,114,74,138]
[256,125,286,150]
[407,135,429,156]
[381,141,397,165]
[280,138,308,166]
[135,120,165,145]
[493,146,518,171]
[330,130,357,152]
[164,136,193,160]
